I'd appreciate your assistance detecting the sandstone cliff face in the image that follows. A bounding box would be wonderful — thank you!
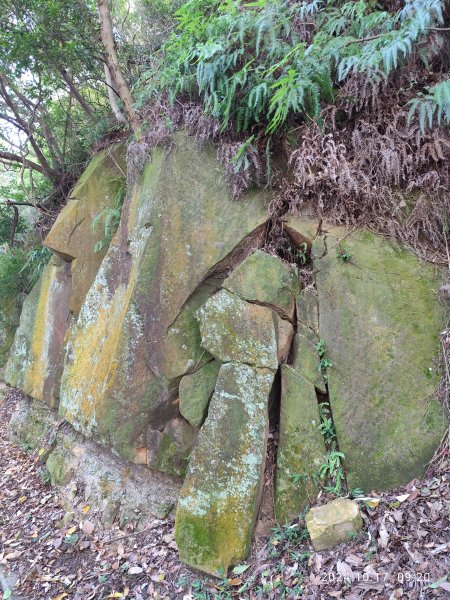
[3,132,446,575]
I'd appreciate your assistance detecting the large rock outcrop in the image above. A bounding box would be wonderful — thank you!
[44,145,126,314]
[59,133,271,461]
[3,133,447,577]
[4,148,126,406]
[313,228,446,491]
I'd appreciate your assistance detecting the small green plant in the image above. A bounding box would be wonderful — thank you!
[315,339,326,357]
[295,242,308,266]
[315,339,332,381]
[318,411,335,440]
[349,487,365,499]
[319,450,346,495]
[336,247,353,264]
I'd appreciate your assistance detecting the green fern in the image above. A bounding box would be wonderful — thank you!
[408,79,450,132]
[135,0,448,136]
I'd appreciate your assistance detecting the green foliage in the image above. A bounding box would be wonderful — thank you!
[315,339,332,380]
[408,78,450,132]
[319,450,346,495]
[0,206,27,246]
[0,246,51,307]
[336,247,353,264]
[20,246,52,288]
[317,402,347,495]
[136,0,447,135]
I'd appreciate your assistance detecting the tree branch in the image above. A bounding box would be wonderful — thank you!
[0,150,47,174]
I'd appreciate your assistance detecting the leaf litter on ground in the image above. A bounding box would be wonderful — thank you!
[0,388,449,599]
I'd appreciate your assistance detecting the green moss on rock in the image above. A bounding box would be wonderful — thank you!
[314,227,446,491]
[223,250,299,318]
[196,289,278,370]
[175,363,274,575]
[275,365,327,523]
[179,360,221,427]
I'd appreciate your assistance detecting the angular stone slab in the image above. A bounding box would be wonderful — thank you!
[275,365,327,523]
[59,133,270,460]
[292,326,326,393]
[196,289,278,370]
[297,285,319,334]
[179,360,221,427]
[274,314,295,363]
[5,256,71,407]
[314,228,446,491]
[146,417,197,478]
[223,250,299,318]
[306,498,363,551]
[175,363,274,575]
[44,146,126,315]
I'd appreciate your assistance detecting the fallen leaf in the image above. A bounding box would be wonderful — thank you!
[52,594,68,600]
[82,520,94,535]
[232,563,249,575]
[81,505,90,513]
[128,566,143,575]
[396,494,409,503]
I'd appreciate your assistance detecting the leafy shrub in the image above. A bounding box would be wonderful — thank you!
[137,0,448,134]
[0,246,51,306]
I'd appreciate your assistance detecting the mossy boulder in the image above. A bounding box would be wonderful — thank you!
[44,145,126,315]
[59,132,270,460]
[196,289,278,370]
[175,363,274,575]
[275,365,327,523]
[313,228,446,491]
[5,257,71,407]
[179,360,221,427]
[223,250,299,319]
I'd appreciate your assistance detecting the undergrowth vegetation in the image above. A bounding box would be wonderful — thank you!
[135,0,450,261]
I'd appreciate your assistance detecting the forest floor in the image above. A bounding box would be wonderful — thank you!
[0,388,449,600]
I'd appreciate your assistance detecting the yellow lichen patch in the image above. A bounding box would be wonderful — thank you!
[24,266,52,400]
[60,279,132,434]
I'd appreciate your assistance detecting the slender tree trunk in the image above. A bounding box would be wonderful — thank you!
[59,68,94,117]
[97,0,139,132]
[103,63,127,124]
